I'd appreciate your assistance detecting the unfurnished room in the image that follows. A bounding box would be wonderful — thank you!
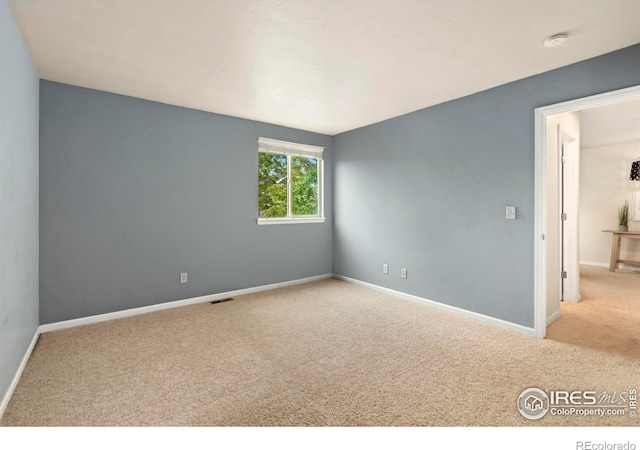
[1,0,640,441]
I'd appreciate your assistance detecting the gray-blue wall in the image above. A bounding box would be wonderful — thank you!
[0,0,39,406]
[333,44,640,328]
[40,81,333,324]
[36,43,640,329]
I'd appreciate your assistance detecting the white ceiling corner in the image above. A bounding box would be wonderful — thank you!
[580,99,640,149]
[8,0,640,135]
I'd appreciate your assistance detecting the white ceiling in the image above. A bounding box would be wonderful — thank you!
[8,0,640,135]
[580,99,640,148]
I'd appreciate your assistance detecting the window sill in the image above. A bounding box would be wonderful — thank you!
[257,217,326,226]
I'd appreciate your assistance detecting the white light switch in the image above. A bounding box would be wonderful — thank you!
[506,206,516,220]
[383,264,389,274]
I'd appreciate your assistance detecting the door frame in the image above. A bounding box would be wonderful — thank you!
[533,84,640,338]
[559,125,580,304]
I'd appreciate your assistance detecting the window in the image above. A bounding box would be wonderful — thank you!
[257,137,325,225]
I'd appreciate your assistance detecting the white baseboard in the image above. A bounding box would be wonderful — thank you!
[0,327,41,419]
[2,274,332,420]
[40,274,333,334]
[333,275,536,337]
[580,260,640,272]
[546,310,561,326]
[580,261,609,268]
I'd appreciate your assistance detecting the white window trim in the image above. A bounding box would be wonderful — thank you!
[257,137,325,225]
[257,217,326,226]
[258,137,324,158]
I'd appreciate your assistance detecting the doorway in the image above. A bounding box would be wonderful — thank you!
[533,84,640,338]
[545,114,581,329]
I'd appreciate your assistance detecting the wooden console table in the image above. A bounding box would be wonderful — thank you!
[602,230,640,272]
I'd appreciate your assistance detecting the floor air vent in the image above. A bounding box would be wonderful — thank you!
[210,298,234,304]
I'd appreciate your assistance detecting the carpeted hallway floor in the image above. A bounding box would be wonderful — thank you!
[2,276,638,426]
[547,265,640,360]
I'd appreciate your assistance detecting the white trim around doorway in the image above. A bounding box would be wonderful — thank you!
[534,84,640,339]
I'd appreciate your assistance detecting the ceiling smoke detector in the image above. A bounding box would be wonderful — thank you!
[544,33,568,48]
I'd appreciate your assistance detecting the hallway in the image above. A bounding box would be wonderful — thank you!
[547,265,640,360]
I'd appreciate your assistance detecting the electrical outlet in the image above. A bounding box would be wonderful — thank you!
[180,272,188,284]
[401,268,407,279]
[383,264,389,274]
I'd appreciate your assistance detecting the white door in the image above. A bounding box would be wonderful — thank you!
[559,126,581,303]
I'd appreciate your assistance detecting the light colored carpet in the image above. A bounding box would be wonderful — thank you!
[547,265,640,360]
[1,278,638,426]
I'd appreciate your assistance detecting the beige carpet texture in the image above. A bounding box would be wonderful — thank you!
[547,265,640,359]
[2,270,638,426]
